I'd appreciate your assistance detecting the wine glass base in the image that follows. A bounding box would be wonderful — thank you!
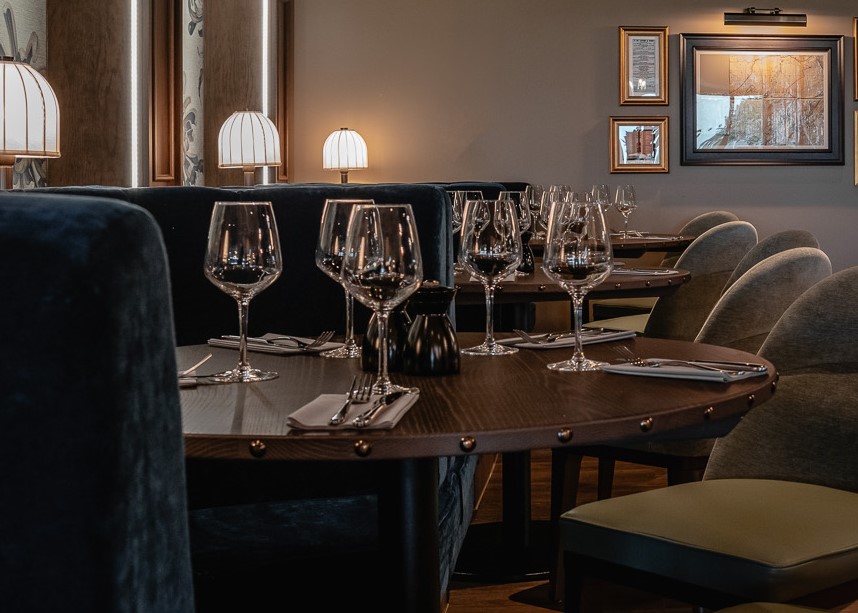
[321,342,361,359]
[546,358,608,372]
[210,367,279,383]
[461,343,519,356]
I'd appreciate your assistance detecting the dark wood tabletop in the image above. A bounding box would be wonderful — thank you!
[180,333,775,462]
[179,333,776,613]
[453,265,691,305]
[529,232,694,259]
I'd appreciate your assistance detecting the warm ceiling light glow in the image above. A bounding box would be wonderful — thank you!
[724,7,807,26]
[322,128,368,184]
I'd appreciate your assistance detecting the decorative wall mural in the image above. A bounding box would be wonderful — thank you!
[1,1,47,188]
[183,0,204,186]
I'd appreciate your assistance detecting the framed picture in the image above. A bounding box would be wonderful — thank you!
[854,18,857,100]
[854,110,858,185]
[610,116,669,173]
[680,34,844,166]
[619,26,669,105]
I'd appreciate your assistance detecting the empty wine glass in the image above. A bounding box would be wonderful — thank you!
[447,191,467,274]
[459,198,522,355]
[315,198,374,358]
[204,201,283,382]
[591,184,611,210]
[341,204,423,395]
[614,184,638,237]
[498,190,532,276]
[541,196,613,371]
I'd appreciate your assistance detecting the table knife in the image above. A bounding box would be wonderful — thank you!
[352,391,409,428]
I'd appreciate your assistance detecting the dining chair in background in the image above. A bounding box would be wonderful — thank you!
[723,229,819,290]
[550,246,833,599]
[586,220,758,337]
[0,193,195,612]
[558,266,858,612]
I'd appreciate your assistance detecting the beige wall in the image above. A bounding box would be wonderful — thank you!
[290,0,857,272]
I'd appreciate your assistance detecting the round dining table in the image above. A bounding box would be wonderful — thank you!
[179,332,777,613]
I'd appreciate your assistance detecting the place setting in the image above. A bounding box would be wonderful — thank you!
[207,330,343,354]
[498,328,636,350]
[600,344,770,383]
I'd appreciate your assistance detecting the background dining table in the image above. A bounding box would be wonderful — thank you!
[179,332,777,613]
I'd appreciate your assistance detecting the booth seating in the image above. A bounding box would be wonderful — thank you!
[28,182,475,608]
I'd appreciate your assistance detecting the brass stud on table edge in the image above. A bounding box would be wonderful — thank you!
[538,285,547,291]
[459,436,477,452]
[248,439,267,458]
[557,428,573,443]
[614,283,622,289]
[703,406,715,420]
[645,280,652,287]
[640,417,654,432]
[747,394,755,408]
[354,440,372,457]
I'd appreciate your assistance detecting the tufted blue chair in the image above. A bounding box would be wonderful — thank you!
[0,192,194,612]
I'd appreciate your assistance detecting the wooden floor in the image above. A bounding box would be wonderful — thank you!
[445,450,858,613]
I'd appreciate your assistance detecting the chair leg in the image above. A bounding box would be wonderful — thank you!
[562,551,584,613]
[550,449,584,603]
[597,457,616,499]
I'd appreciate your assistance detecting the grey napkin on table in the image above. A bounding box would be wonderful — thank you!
[600,360,767,382]
[287,392,419,430]
[207,332,343,355]
[498,329,636,349]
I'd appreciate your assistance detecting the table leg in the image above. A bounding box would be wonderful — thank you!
[378,457,441,613]
[452,450,551,582]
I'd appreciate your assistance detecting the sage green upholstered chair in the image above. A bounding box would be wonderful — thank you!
[558,266,858,612]
[550,247,833,599]
[586,220,758,336]
[590,210,741,320]
[723,229,819,291]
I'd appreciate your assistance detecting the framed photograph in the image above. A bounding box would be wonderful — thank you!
[610,116,669,173]
[619,26,669,105]
[854,18,857,100]
[680,34,844,166]
[854,111,858,185]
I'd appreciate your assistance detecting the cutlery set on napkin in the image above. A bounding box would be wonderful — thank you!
[601,358,768,382]
[207,332,343,354]
[287,389,419,430]
[498,328,637,349]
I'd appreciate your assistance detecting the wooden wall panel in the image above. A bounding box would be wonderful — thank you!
[47,0,130,186]
[204,1,264,187]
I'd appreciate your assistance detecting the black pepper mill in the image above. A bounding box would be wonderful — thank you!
[403,284,460,376]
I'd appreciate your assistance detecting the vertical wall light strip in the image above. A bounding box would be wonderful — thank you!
[130,0,140,187]
[261,0,270,183]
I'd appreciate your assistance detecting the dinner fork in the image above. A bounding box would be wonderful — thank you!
[329,373,373,425]
[614,344,741,374]
[230,330,336,349]
[513,328,601,344]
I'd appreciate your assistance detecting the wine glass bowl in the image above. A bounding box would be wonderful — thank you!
[204,201,283,382]
[315,199,375,358]
[341,204,423,395]
[459,198,522,355]
[541,197,613,371]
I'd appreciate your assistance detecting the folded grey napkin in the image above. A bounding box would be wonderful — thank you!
[611,268,678,276]
[600,360,767,382]
[497,329,636,349]
[287,391,419,430]
[207,333,343,355]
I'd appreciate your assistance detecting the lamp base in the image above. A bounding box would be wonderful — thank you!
[340,170,349,184]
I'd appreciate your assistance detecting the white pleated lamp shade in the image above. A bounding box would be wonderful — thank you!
[322,128,368,171]
[0,57,61,161]
[217,111,281,169]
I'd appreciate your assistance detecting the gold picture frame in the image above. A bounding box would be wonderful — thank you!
[619,26,668,105]
[610,116,669,173]
[854,110,858,185]
[854,18,857,100]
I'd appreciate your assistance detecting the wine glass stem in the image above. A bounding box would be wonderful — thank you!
[376,310,392,392]
[623,216,630,236]
[483,283,497,349]
[343,289,357,350]
[571,291,587,366]
[236,297,252,373]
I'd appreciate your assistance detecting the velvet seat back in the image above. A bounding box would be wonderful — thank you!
[0,192,194,612]
[36,184,453,345]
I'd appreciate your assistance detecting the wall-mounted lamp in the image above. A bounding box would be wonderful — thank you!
[724,7,807,26]
[217,111,282,186]
[322,128,368,184]
[0,56,61,189]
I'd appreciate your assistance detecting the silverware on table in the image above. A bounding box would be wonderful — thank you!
[352,390,410,428]
[222,330,335,350]
[329,374,372,426]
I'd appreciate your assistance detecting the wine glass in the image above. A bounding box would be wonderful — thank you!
[341,204,423,395]
[447,191,467,274]
[204,201,283,382]
[459,198,522,355]
[591,184,611,210]
[315,198,375,358]
[614,184,638,237]
[498,190,532,276]
[541,196,613,371]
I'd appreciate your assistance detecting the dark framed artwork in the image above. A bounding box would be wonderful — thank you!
[680,34,844,165]
[619,26,669,105]
[610,116,669,173]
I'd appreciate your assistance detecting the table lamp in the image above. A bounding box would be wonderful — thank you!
[217,110,282,186]
[322,128,367,183]
[0,56,61,189]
